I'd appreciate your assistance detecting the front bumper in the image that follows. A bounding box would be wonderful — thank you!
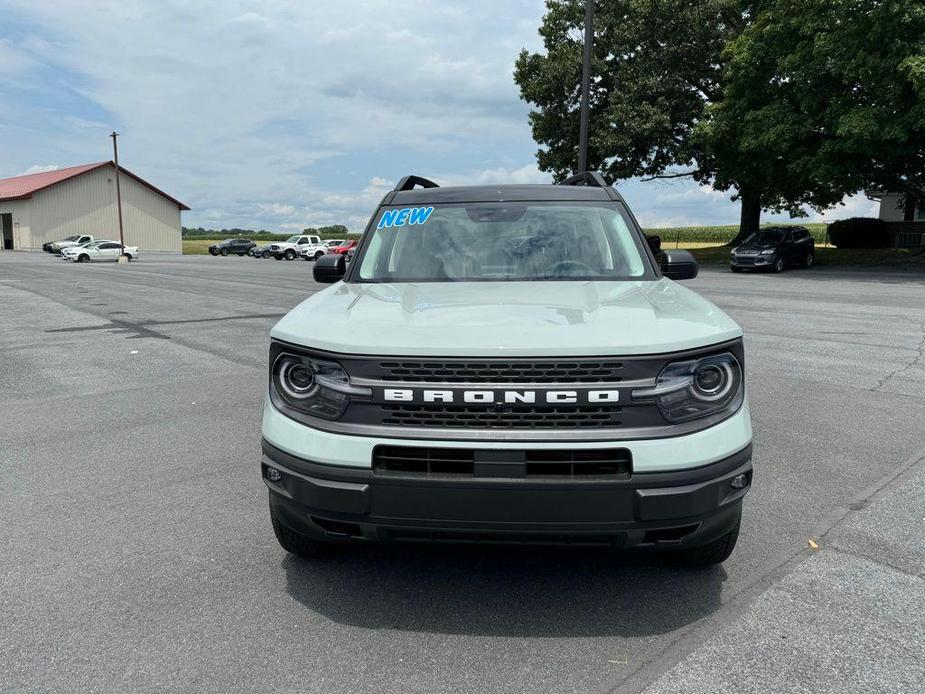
[262,439,752,549]
[731,253,775,269]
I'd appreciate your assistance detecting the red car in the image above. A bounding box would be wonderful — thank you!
[330,239,357,255]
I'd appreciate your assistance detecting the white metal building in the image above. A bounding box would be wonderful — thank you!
[0,161,189,252]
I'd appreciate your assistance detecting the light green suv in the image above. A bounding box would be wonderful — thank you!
[261,173,752,566]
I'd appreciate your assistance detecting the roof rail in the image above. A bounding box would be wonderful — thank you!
[560,171,610,188]
[393,175,439,192]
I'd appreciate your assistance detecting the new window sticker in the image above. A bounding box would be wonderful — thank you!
[377,206,435,230]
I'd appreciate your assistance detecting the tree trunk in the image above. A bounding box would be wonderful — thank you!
[729,190,761,246]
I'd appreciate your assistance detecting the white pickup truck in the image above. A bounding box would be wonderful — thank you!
[268,235,321,260]
[48,234,94,254]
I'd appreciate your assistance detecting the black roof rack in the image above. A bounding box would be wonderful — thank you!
[560,171,610,188]
[393,175,439,192]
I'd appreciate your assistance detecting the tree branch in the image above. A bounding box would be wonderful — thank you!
[641,170,697,181]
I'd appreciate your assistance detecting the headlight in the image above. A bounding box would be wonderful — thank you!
[271,352,370,421]
[632,352,743,423]
[758,249,776,255]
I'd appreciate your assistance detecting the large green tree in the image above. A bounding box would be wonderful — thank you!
[515,0,925,242]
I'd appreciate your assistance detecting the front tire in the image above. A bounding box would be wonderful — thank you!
[271,511,328,559]
[668,520,740,567]
[805,252,815,268]
[314,251,324,261]
[262,251,271,258]
[220,248,229,257]
[78,254,90,263]
[284,249,296,260]
[773,256,784,273]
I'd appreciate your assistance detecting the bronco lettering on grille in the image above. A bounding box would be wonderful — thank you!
[382,389,621,405]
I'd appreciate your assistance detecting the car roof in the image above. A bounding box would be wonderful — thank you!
[387,184,618,206]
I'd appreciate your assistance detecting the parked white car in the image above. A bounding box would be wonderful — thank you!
[50,234,94,253]
[268,234,321,260]
[63,240,139,262]
[301,239,345,261]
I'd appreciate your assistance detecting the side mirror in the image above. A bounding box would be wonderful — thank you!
[661,249,698,280]
[313,253,346,283]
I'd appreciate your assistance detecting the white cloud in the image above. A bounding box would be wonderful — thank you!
[0,1,881,233]
[20,164,59,175]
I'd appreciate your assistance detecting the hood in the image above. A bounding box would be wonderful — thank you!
[271,279,742,357]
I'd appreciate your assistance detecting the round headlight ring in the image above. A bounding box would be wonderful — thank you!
[277,357,318,400]
[691,360,734,402]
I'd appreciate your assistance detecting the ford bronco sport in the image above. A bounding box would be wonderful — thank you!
[261,173,752,566]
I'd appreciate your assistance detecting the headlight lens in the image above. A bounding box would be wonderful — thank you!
[758,248,776,255]
[272,353,368,420]
[632,352,743,423]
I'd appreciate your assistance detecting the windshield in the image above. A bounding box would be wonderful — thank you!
[744,230,785,245]
[285,236,301,243]
[357,203,647,282]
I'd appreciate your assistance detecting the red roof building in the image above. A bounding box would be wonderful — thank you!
[0,161,188,252]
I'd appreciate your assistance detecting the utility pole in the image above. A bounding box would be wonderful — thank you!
[577,0,595,173]
[110,131,127,262]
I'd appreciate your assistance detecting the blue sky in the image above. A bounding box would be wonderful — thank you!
[0,0,876,232]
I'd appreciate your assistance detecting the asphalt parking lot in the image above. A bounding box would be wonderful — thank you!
[1,251,923,693]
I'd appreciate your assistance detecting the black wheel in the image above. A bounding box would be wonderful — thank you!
[805,252,815,268]
[773,256,784,273]
[284,249,296,260]
[271,511,328,558]
[668,520,740,567]
[209,249,217,256]
[220,248,229,256]
[274,254,283,260]
[262,250,271,258]
[78,254,90,263]
[314,251,324,261]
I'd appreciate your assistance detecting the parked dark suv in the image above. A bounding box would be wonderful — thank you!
[209,238,256,256]
[730,226,815,272]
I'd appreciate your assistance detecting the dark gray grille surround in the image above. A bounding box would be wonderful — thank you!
[268,339,746,442]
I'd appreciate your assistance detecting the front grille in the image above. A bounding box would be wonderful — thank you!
[373,446,474,475]
[377,360,624,383]
[373,446,631,478]
[734,256,756,266]
[380,404,622,429]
